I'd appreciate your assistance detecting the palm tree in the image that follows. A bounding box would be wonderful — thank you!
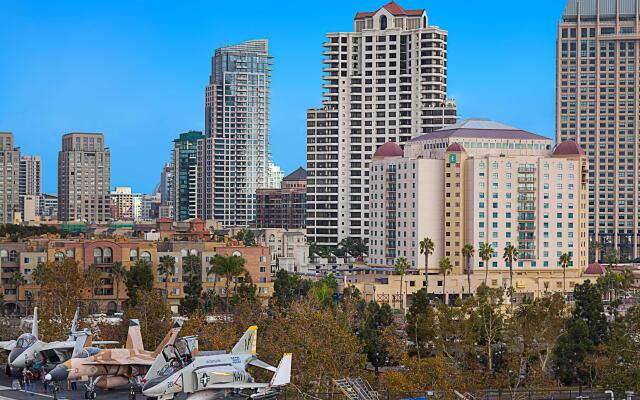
[393,257,410,311]
[419,237,435,293]
[85,265,101,302]
[589,240,601,263]
[109,262,125,312]
[439,257,453,304]
[503,244,519,302]
[209,255,247,316]
[479,243,495,285]
[10,272,26,314]
[461,244,474,294]
[559,252,572,300]
[158,255,176,300]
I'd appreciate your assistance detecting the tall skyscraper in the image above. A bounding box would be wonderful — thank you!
[19,155,41,197]
[19,155,42,217]
[200,39,272,227]
[159,161,174,205]
[306,1,458,247]
[0,133,21,223]
[58,133,111,223]
[173,131,203,221]
[558,0,640,261]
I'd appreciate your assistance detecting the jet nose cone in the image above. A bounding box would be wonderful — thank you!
[45,366,68,382]
[8,348,25,367]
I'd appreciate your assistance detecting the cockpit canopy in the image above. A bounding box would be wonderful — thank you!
[16,334,36,349]
[77,347,101,359]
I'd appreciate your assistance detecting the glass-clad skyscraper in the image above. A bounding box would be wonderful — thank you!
[200,39,272,227]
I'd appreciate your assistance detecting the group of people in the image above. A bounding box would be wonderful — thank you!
[15,367,71,397]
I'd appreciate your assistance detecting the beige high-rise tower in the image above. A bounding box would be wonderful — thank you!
[306,1,458,247]
[58,133,111,223]
[558,0,640,261]
[0,132,21,223]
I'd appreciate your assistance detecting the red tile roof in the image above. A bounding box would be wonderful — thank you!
[374,141,403,158]
[553,140,586,156]
[157,218,173,223]
[446,142,465,152]
[355,1,424,19]
[584,263,606,275]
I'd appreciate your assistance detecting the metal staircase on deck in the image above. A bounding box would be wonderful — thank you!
[333,377,379,400]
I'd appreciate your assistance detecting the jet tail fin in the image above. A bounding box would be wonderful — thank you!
[68,306,80,340]
[31,307,38,339]
[126,319,144,351]
[231,325,257,355]
[269,353,292,387]
[71,331,91,357]
[152,320,183,356]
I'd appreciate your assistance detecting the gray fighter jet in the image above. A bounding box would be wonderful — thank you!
[141,326,292,400]
[0,307,117,375]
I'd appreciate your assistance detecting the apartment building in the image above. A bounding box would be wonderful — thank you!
[200,39,272,227]
[58,133,111,223]
[306,1,458,247]
[0,133,21,223]
[0,236,272,315]
[558,0,640,261]
[256,167,307,229]
[110,186,142,221]
[19,155,42,217]
[369,119,590,300]
[173,131,203,221]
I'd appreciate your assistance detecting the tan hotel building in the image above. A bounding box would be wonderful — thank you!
[368,119,590,299]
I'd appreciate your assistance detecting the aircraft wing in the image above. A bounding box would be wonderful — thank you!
[85,357,153,366]
[39,340,76,363]
[202,383,270,389]
[92,341,120,346]
[0,340,16,351]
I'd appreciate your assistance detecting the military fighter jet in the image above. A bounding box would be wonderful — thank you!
[45,319,183,399]
[141,326,292,400]
[0,307,114,375]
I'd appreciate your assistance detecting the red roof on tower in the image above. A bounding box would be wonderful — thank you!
[355,1,425,19]
[552,140,586,156]
[446,142,466,152]
[374,142,404,158]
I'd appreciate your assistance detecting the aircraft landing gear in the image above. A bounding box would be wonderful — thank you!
[84,376,102,399]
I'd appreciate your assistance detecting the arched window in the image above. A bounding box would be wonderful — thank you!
[380,15,387,30]
[141,251,152,263]
[0,250,7,262]
[54,252,64,262]
[130,249,138,261]
[180,249,188,257]
[103,248,113,264]
[93,248,103,264]
[190,249,198,256]
[232,251,242,257]
[8,250,17,262]
[66,249,75,258]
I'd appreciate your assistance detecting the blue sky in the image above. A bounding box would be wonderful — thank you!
[0,0,565,194]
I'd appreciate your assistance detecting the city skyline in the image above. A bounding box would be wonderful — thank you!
[0,0,564,195]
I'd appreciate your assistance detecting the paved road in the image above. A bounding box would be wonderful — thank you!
[0,372,144,400]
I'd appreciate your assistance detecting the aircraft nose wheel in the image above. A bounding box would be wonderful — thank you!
[84,390,97,399]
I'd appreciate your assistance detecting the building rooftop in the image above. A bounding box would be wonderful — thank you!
[283,167,307,181]
[374,142,404,158]
[355,1,424,19]
[563,0,639,20]
[584,263,606,275]
[409,118,550,142]
[553,140,586,156]
[446,142,465,152]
